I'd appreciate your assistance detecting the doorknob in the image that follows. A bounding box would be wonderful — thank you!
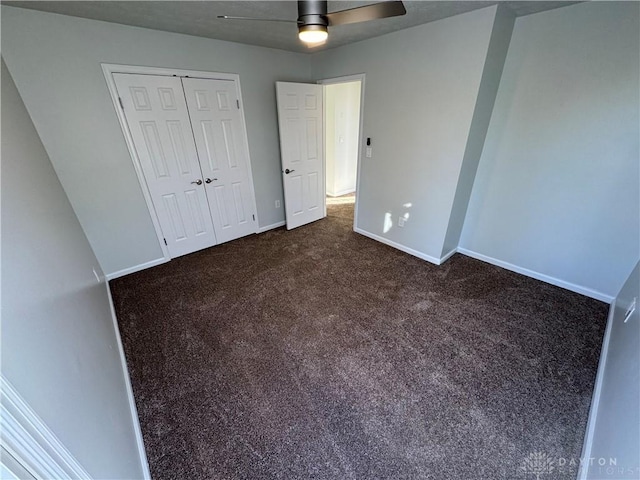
[284,169,295,174]
[205,178,218,184]
[191,179,203,185]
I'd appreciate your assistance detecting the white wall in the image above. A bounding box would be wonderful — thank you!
[460,2,640,299]
[325,81,361,197]
[312,6,499,261]
[1,59,145,479]
[1,6,311,277]
[582,261,639,478]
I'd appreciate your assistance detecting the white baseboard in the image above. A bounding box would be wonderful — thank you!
[106,257,168,280]
[439,248,457,264]
[105,284,152,480]
[456,247,614,303]
[354,227,442,265]
[257,221,286,233]
[344,230,612,302]
[0,376,92,479]
[577,299,617,479]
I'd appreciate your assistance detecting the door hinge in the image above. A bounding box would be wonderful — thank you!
[252,214,255,221]
[163,238,167,246]
[118,97,124,110]
[236,99,240,109]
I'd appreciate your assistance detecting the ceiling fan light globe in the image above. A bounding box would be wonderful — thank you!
[298,25,328,44]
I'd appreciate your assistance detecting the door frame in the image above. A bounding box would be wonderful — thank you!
[101,63,260,262]
[317,74,366,230]
[0,376,94,479]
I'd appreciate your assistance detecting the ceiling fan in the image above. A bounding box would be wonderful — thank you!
[218,1,407,47]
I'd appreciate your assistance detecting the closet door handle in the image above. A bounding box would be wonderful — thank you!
[191,179,203,185]
[205,178,217,184]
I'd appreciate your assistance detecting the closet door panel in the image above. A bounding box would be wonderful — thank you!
[182,78,257,244]
[113,73,217,258]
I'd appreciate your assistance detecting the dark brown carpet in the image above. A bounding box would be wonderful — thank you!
[111,202,607,480]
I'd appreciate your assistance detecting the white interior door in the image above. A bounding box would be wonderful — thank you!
[114,73,216,258]
[276,82,325,230]
[182,78,258,244]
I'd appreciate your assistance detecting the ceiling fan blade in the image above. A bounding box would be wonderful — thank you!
[326,1,406,26]
[217,15,297,23]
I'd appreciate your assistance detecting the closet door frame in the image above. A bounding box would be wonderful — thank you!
[102,63,259,262]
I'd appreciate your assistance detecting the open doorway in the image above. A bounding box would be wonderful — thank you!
[319,75,364,225]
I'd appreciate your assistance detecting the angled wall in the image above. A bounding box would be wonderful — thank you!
[441,5,515,257]
[459,1,640,299]
[1,59,146,479]
[582,260,639,478]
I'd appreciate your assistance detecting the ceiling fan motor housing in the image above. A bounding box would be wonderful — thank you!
[298,0,329,26]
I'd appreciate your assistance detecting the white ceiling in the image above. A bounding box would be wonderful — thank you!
[4,1,580,53]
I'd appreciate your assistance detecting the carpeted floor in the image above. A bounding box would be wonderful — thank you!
[111,202,607,480]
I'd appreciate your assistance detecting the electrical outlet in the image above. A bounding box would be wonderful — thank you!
[275,200,281,208]
[624,297,636,323]
[398,216,405,227]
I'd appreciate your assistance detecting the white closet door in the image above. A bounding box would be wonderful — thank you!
[114,73,217,258]
[182,78,258,244]
[276,82,325,230]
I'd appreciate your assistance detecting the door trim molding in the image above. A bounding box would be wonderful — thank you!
[317,74,366,233]
[101,63,260,265]
[0,376,93,480]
